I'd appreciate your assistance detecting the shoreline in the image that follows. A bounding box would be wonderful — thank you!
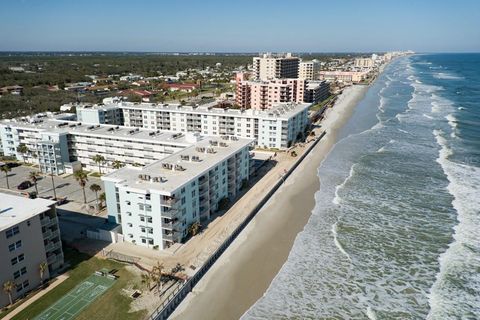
[171,84,370,320]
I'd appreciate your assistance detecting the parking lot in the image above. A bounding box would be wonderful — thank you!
[0,164,105,210]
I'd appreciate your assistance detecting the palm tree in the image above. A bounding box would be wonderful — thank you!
[141,272,152,291]
[89,184,102,208]
[16,144,29,163]
[1,165,11,189]
[112,160,124,170]
[74,170,89,204]
[39,261,48,284]
[50,173,57,199]
[92,154,105,174]
[98,192,106,208]
[3,280,15,305]
[29,171,40,194]
[151,262,164,293]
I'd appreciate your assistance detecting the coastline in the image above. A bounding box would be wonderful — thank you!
[171,84,370,320]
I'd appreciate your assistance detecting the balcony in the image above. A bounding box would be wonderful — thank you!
[162,219,181,230]
[162,232,180,242]
[41,217,51,227]
[161,208,180,219]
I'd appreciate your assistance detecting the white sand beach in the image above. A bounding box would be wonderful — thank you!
[171,84,369,320]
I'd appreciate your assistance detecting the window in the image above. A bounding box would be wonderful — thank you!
[147,217,153,223]
[140,216,145,222]
[11,254,24,266]
[141,227,146,233]
[5,226,20,239]
[8,240,22,252]
[146,194,151,200]
[145,205,152,212]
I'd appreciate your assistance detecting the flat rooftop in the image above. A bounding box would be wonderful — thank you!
[0,118,193,146]
[103,135,254,194]
[0,193,55,230]
[116,101,311,120]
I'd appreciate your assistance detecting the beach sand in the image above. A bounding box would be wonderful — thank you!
[171,85,369,320]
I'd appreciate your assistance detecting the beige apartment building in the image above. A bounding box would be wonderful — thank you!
[252,53,300,80]
[299,59,321,80]
[0,194,63,307]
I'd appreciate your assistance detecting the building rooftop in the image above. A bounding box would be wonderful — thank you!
[102,135,254,195]
[117,101,311,120]
[0,118,194,146]
[0,193,55,230]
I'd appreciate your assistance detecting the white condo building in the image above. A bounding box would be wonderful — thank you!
[0,194,63,308]
[299,59,321,80]
[102,135,254,250]
[252,53,300,80]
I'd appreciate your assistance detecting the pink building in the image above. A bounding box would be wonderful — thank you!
[235,73,305,110]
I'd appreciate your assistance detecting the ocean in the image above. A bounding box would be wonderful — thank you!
[243,54,480,319]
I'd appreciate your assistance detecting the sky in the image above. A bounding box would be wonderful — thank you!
[0,0,479,53]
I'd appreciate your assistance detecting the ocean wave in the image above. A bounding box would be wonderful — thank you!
[433,72,464,80]
[428,130,480,318]
[331,222,352,261]
[423,113,434,120]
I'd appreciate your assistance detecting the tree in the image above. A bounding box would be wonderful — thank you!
[3,280,15,305]
[89,183,102,208]
[74,170,89,204]
[112,160,124,170]
[98,192,106,208]
[29,171,40,194]
[92,154,105,174]
[188,222,202,237]
[1,165,11,189]
[151,262,164,293]
[39,261,48,284]
[16,144,29,163]
[141,272,152,291]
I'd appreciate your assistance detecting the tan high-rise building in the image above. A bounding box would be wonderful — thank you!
[0,194,64,307]
[354,58,374,68]
[252,53,300,81]
[299,59,321,80]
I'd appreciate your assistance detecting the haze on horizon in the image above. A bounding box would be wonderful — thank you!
[1,0,479,53]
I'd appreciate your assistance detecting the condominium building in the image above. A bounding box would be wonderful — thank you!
[319,71,369,83]
[76,104,123,125]
[102,135,254,250]
[118,102,310,149]
[252,53,300,80]
[354,58,374,69]
[0,194,63,308]
[235,73,327,109]
[0,119,197,175]
[299,59,321,80]
[304,81,330,104]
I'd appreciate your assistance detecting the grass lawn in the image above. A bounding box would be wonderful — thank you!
[10,247,147,320]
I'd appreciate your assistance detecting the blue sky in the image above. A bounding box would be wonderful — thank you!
[0,0,479,52]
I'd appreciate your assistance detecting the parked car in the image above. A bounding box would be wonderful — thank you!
[55,197,68,205]
[17,181,33,190]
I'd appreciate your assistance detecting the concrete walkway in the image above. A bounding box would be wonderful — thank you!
[3,274,69,320]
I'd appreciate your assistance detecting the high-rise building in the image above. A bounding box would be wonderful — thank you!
[299,59,321,80]
[0,194,64,308]
[252,53,300,80]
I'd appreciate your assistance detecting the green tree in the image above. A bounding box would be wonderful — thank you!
[3,280,15,305]
[39,261,48,284]
[29,171,40,194]
[151,262,164,293]
[92,154,105,174]
[98,192,106,208]
[16,143,29,163]
[89,183,102,208]
[112,160,124,170]
[74,170,89,204]
[1,165,11,189]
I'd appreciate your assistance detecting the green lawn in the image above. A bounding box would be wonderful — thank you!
[10,247,147,320]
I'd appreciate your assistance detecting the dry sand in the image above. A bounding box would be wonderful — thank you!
[171,85,369,320]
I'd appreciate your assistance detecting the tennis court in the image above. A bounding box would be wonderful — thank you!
[34,272,116,320]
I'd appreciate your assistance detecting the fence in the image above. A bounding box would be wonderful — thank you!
[146,131,327,320]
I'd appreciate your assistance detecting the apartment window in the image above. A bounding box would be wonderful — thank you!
[182,208,186,216]
[145,204,152,212]
[146,194,151,200]
[5,226,20,239]
[181,187,185,194]
[148,239,154,245]
[181,197,186,205]
[11,254,25,266]
[8,240,22,252]
[191,190,196,197]
[140,216,145,222]
[141,227,146,233]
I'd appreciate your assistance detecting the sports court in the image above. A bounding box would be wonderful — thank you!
[34,272,116,320]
